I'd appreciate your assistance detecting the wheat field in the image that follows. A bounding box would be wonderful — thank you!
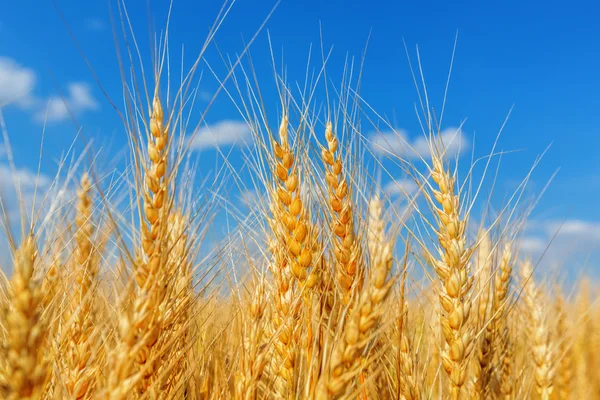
[0,3,597,400]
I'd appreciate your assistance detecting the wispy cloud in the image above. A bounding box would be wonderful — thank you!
[0,57,37,108]
[0,164,50,190]
[370,127,470,159]
[544,220,600,242]
[1,57,99,123]
[0,163,54,228]
[0,161,72,270]
[384,178,418,197]
[189,120,251,151]
[519,236,547,254]
[36,82,99,123]
[519,219,600,267]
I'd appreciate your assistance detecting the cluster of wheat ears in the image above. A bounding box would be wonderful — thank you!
[0,7,598,400]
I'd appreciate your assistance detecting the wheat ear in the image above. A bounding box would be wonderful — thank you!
[555,291,572,399]
[133,91,170,392]
[61,173,100,399]
[161,211,193,396]
[315,242,394,399]
[271,115,316,288]
[520,260,554,399]
[397,269,419,400]
[40,232,65,398]
[322,121,363,306]
[428,154,474,400]
[235,278,268,400]
[470,231,493,399]
[499,328,514,400]
[266,115,310,397]
[0,236,49,399]
[491,244,514,398]
[367,196,386,266]
[106,92,169,398]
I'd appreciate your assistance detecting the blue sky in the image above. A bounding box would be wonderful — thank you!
[1,0,599,276]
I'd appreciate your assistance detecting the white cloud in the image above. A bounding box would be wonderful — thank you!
[0,162,70,271]
[519,236,547,253]
[370,128,410,158]
[519,219,600,267]
[36,82,99,123]
[384,178,418,197]
[545,220,600,242]
[0,164,50,190]
[0,57,98,123]
[370,127,469,160]
[85,18,106,32]
[189,120,251,151]
[413,128,470,159]
[0,163,53,229]
[0,57,36,108]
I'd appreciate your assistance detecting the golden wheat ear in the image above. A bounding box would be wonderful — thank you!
[469,229,493,399]
[315,240,395,399]
[321,121,363,307]
[424,150,475,400]
[0,235,49,399]
[395,249,420,400]
[520,260,554,399]
[555,289,573,399]
[234,274,268,400]
[264,115,305,398]
[60,173,102,399]
[106,91,172,397]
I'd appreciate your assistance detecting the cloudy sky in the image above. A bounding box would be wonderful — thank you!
[0,0,599,277]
